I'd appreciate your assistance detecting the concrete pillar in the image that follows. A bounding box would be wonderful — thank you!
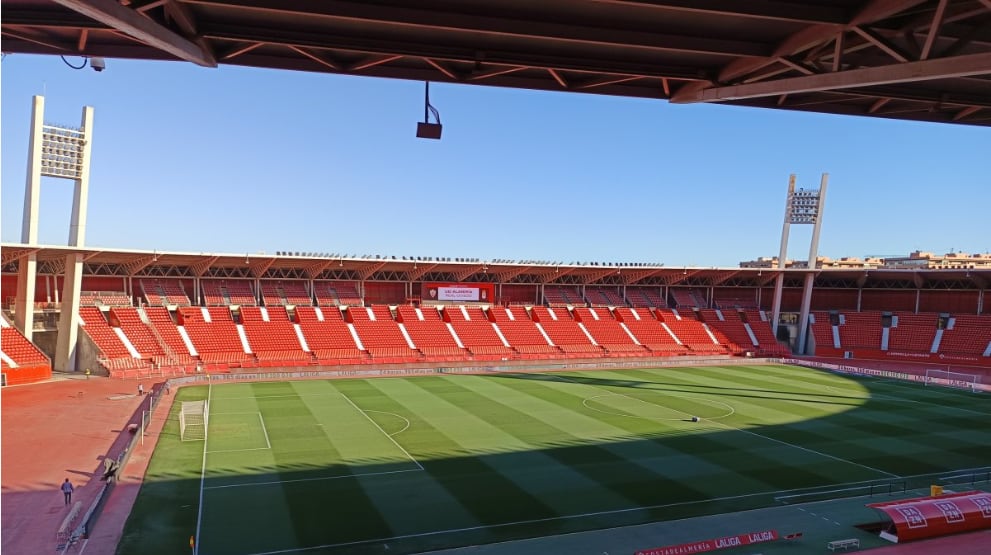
[14,96,46,339]
[55,254,84,371]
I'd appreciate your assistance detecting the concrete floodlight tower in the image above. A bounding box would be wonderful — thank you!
[770,173,828,355]
[15,96,94,371]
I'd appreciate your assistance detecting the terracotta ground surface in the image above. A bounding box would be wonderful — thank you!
[1,374,159,555]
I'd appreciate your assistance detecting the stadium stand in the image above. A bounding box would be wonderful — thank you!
[445,305,514,358]
[627,288,666,308]
[938,314,991,357]
[887,313,938,353]
[78,291,131,307]
[240,306,311,365]
[179,307,252,366]
[396,305,465,359]
[584,287,626,307]
[713,289,759,309]
[574,307,647,356]
[743,310,792,356]
[260,281,312,307]
[543,286,584,307]
[531,306,603,356]
[838,311,883,350]
[295,306,366,363]
[1,317,51,384]
[314,281,362,306]
[487,306,560,357]
[348,305,419,361]
[201,280,257,306]
[613,307,686,355]
[660,309,727,354]
[140,279,191,306]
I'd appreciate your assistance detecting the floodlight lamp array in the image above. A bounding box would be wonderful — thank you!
[40,124,86,179]
[787,188,821,225]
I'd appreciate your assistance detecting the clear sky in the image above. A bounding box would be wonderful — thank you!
[2,54,989,267]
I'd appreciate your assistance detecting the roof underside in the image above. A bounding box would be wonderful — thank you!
[3,0,991,126]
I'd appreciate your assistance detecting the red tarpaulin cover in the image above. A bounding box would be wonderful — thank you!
[867,491,991,542]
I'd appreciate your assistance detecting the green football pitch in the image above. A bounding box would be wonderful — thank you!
[115,364,991,555]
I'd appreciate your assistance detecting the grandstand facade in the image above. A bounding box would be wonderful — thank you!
[2,246,989,384]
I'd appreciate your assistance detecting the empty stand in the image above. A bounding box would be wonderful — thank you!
[1,322,50,370]
[584,287,626,307]
[627,288,666,308]
[78,291,131,307]
[660,309,727,354]
[574,307,646,356]
[488,306,558,356]
[531,306,602,355]
[260,281,312,307]
[713,289,758,309]
[613,308,685,355]
[743,310,791,356]
[396,306,464,358]
[201,280,257,306]
[446,305,513,357]
[79,307,134,359]
[240,306,311,364]
[110,307,165,359]
[887,313,937,353]
[837,312,883,350]
[699,309,751,354]
[179,307,251,364]
[140,279,191,306]
[295,306,366,363]
[314,281,362,306]
[939,315,991,356]
[348,306,418,360]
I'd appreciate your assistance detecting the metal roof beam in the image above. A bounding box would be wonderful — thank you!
[51,0,216,66]
[186,0,772,57]
[590,0,848,24]
[674,51,991,103]
[718,0,928,83]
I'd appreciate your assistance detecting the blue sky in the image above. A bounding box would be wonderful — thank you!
[2,54,989,267]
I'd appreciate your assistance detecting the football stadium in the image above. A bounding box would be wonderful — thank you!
[2,2,991,555]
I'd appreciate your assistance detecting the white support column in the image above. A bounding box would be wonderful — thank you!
[68,106,94,247]
[770,174,796,336]
[14,96,46,339]
[796,174,828,355]
[55,253,84,371]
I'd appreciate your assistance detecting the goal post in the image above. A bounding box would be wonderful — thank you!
[924,368,980,392]
[179,400,209,441]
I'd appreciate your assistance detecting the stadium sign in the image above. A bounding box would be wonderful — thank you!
[635,530,778,555]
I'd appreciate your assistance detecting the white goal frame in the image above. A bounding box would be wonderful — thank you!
[924,368,980,392]
[180,400,209,441]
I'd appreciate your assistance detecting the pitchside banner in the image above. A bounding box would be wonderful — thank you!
[635,530,778,555]
[422,282,494,302]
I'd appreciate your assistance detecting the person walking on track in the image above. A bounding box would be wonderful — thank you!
[61,478,74,505]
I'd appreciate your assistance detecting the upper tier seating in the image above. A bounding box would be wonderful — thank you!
[670,289,707,309]
[260,281,312,307]
[79,291,131,307]
[314,281,362,306]
[584,288,627,307]
[201,281,257,306]
[713,290,759,309]
[627,288,666,308]
[543,286,584,307]
[140,279,191,306]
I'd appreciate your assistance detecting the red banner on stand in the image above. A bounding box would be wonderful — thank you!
[635,530,779,555]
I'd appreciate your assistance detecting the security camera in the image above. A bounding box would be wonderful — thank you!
[90,57,106,72]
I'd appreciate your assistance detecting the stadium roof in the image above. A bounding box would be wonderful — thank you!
[3,243,988,289]
[2,1,990,126]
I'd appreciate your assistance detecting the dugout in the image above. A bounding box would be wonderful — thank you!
[867,491,991,543]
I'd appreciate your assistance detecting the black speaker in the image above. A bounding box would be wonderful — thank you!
[416,122,443,140]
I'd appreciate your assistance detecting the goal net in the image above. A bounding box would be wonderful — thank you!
[179,400,209,441]
[925,368,980,392]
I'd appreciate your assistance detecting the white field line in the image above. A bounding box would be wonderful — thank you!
[259,412,272,449]
[338,391,424,471]
[363,409,411,436]
[203,468,422,491]
[194,382,212,555]
[212,393,339,401]
[557,373,899,479]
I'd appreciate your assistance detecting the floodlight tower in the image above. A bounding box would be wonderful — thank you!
[15,96,94,371]
[770,173,828,355]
